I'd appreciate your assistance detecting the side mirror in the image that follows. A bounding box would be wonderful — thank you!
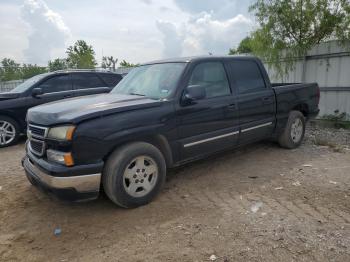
[182,85,206,105]
[32,88,43,97]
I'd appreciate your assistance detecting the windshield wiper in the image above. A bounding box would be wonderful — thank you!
[128,92,146,97]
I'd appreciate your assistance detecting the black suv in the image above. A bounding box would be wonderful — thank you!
[0,70,122,147]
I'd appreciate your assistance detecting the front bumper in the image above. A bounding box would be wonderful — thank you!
[22,152,103,202]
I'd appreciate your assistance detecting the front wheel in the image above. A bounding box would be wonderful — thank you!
[103,142,166,208]
[0,116,20,148]
[278,110,305,149]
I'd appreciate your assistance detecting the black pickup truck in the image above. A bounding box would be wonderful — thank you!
[23,56,320,208]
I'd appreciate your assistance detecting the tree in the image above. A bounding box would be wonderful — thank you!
[66,40,97,69]
[21,64,47,79]
[0,58,21,81]
[249,0,350,76]
[119,60,139,68]
[102,56,118,71]
[229,37,253,55]
[48,58,68,71]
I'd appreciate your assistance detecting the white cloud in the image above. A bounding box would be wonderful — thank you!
[0,0,253,66]
[20,0,70,65]
[156,21,183,57]
[174,0,253,19]
[157,12,253,58]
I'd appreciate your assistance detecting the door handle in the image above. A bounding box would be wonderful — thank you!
[262,97,272,104]
[227,103,236,110]
[64,94,73,98]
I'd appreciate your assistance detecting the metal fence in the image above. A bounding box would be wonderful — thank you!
[265,40,350,120]
[0,79,24,93]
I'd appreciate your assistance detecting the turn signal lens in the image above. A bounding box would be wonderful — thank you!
[47,149,74,166]
[63,153,74,167]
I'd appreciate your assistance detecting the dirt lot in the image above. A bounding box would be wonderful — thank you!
[1,126,350,262]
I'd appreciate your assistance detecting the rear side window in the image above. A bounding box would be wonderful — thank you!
[99,74,122,87]
[188,62,231,99]
[228,60,266,94]
[72,73,105,89]
[38,75,71,93]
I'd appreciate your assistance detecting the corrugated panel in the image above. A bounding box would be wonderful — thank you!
[263,41,350,119]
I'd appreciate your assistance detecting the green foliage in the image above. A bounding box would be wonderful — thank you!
[102,56,118,70]
[20,64,47,79]
[0,58,21,81]
[48,58,68,71]
[66,40,97,69]
[229,37,253,55]
[321,110,350,128]
[119,60,139,68]
[248,0,350,77]
[0,58,46,81]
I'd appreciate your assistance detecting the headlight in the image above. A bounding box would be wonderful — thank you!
[47,149,74,166]
[47,125,76,141]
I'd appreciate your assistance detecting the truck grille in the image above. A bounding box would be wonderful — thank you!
[29,138,45,156]
[28,125,48,139]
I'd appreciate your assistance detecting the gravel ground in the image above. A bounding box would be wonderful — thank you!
[0,126,350,262]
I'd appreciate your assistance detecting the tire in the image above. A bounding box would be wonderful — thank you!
[103,142,166,208]
[0,116,20,148]
[278,110,306,149]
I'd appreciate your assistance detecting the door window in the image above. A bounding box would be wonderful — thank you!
[72,73,105,90]
[38,75,71,93]
[188,62,230,99]
[228,60,266,94]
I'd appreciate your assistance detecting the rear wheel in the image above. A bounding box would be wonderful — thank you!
[278,110,305,149]
[0,116,20,148]
[103,142,166,208]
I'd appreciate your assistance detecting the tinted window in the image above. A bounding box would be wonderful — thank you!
[72,73,105,89]
[229,60,265,94]
[38,75,71,93]
[99,73,122,87]
[10,73,49,93]
[188,62,230,99]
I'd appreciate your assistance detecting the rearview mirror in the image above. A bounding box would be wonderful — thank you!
[182,85,206,105]
[32,88,43,97]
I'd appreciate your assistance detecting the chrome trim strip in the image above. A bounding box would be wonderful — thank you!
[184,131,239,148]
[241,122,273,133]
[25,158,101,193]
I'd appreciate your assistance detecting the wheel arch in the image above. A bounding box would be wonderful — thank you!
[103,134,174,168]
[292,103,309,118]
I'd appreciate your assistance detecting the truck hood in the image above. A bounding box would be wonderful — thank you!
[0,92,20,101]
[27,93,162,126]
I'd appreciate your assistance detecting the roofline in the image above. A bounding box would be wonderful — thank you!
[140,55,259,66]
[52,69,120,74]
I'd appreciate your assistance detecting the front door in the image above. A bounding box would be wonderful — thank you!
[176,61,239,161]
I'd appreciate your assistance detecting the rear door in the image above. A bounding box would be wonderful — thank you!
[71,73,111,97]
[176,61,239,160]
[225,59,276,145]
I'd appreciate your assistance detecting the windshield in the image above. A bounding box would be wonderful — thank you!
[112,63,187,99]
[9,73,48,93]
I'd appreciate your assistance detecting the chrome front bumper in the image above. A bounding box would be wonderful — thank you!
[23,156,101,201]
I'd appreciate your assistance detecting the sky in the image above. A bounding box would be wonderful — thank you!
[0,0,256,66]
